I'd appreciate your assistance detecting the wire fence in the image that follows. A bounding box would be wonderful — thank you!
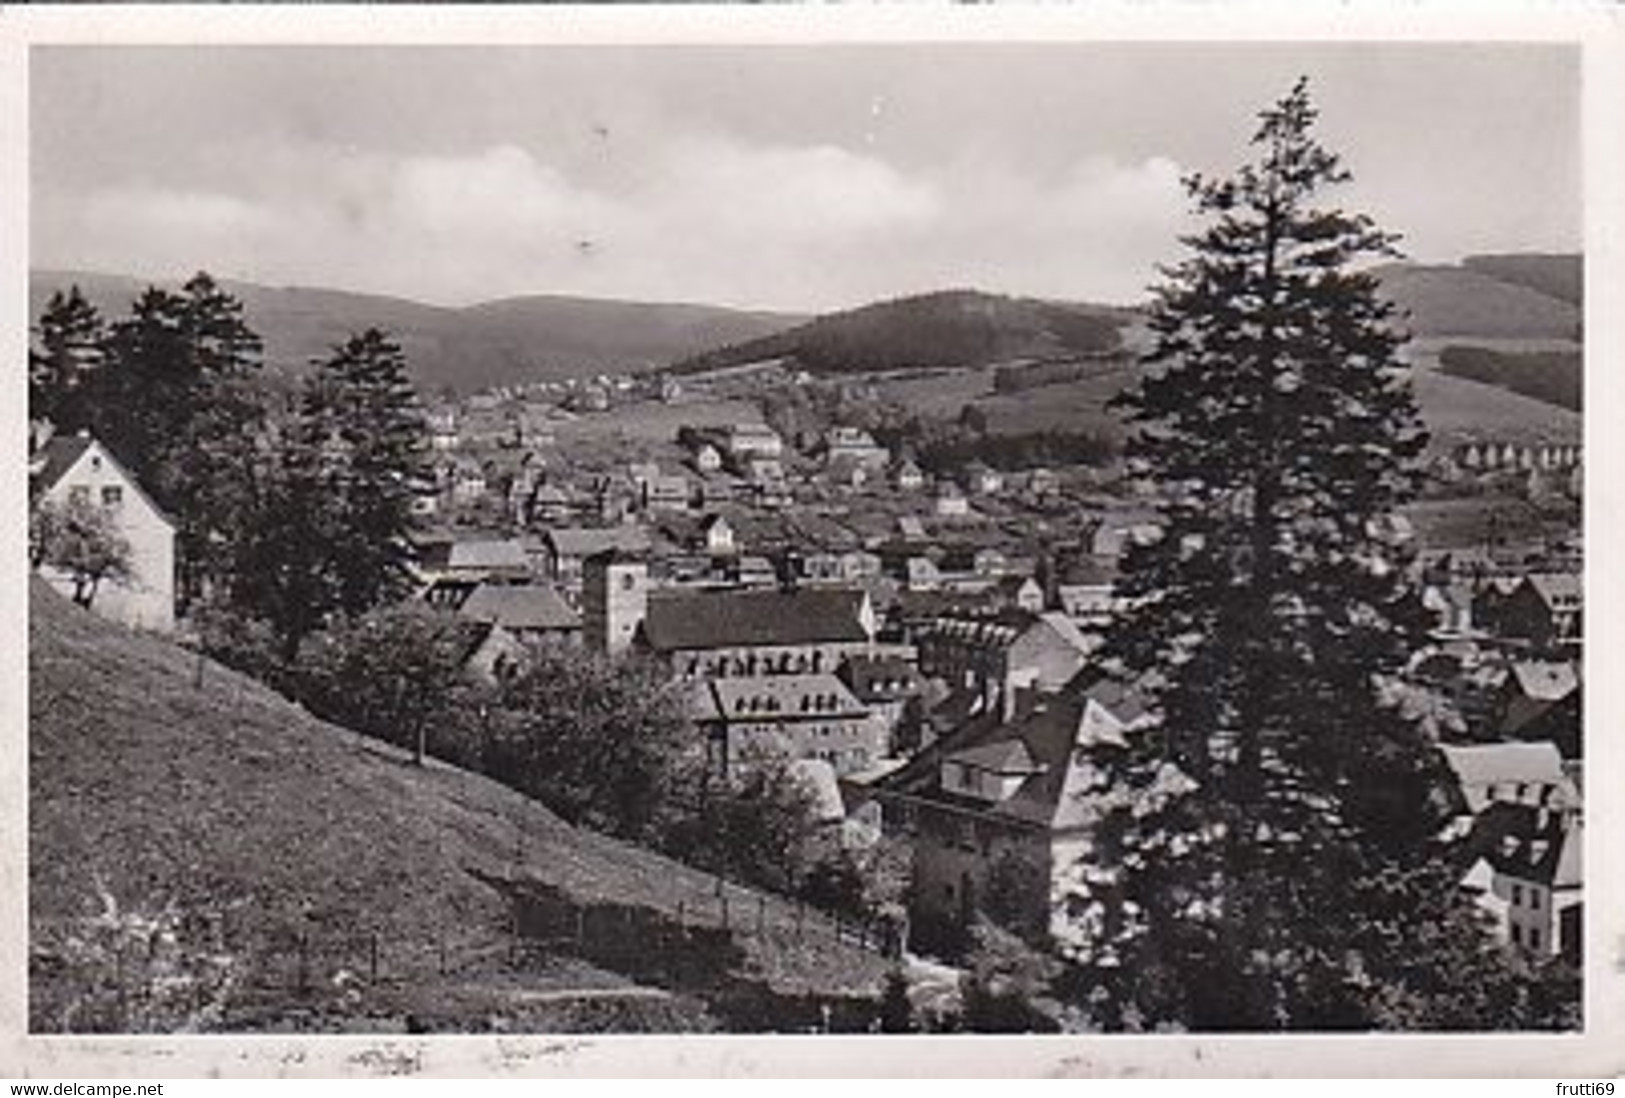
[31,870,902,1033]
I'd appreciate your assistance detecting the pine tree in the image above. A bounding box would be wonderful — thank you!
[300,328,431,617]
[226,412,344,665]
[92,273,266,611]
[1071,79,1519,1030]
[30,286,105,431]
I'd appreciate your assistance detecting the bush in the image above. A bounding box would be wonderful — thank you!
[298,601,488,766]
[660,763,822,893]
[483,646,696,839]
[32,884,244,1033]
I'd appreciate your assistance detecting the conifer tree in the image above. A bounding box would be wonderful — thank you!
[92,273,266,610]
[29,286,105,431]
[301,328,431,617]
[1071,79,1520,1030]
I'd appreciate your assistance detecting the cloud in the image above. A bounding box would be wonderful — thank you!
[653,137,942,244]
[36,135,1190,310]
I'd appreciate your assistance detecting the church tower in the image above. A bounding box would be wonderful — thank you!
[583,548,649,655]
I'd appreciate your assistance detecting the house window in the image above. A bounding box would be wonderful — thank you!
[1531,889,1541,911]
[1530,928,1542,951]
[1511,884,1523,907]
[68,486,90,506]
[101,485,123,508]
[1510,924,1522,946]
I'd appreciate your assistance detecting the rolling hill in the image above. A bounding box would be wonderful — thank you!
[29,270,805,396]
[1373,259,1581,342]
[28,580,887,1033]
[1460,253,1582,308]
[953,358,1579,454]
[670,289,1137,378]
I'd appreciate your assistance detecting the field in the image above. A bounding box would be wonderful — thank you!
[1409,367,1581,450]
[549,396,763,447]
[864,354,1581,457]
[872,367,999,418]
[28,580,889,1033]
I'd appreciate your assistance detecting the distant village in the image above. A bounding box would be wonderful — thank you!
[32,351,1584,972]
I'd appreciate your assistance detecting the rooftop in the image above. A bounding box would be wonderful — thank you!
[458,583,581,633]
[644,587,872,652]
[696,673,870,723]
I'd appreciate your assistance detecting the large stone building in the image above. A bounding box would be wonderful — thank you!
[631,584,882,679]
[690,672,888,779]
[873,674,1155,952]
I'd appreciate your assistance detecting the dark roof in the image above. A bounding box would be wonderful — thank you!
[876,670,1157,831]
[29,433,171,522]
[696,673,869,723]
[642,587,870,651]
[839,654,923,702]
[458,583,581,632]
[30,434,95,493]
[546,525,652,559]
[1465,800,1581,889]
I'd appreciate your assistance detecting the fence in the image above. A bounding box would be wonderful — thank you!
[31,870,900,1034]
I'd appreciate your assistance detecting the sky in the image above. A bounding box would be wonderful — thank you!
[31,43,1580,313]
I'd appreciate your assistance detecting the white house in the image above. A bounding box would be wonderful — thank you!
[31,433,176,632]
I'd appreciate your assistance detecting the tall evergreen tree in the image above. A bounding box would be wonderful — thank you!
[301,328,431,617]
[226,412,345,664]
[91,273,266,611]
[29,286,105,432]
[1070,80,1523,1030]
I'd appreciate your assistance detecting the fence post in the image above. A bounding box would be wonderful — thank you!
[115,944,127,1029]
[720,893,730,931]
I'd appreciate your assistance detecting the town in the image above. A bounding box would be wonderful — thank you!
[29,279,1583,1029]
[25,67,1585,1038]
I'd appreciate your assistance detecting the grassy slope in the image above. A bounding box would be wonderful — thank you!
[29,580,886,1032]
[941,359,1577,451]
[1374,263,1581,341]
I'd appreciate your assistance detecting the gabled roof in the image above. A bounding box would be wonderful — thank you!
[30,434,95,493]
[876,670,1158,832]
[643,587,871,651]
[1510,661,1579,703]
[30,433,172,525]
[1526,572,1582,606]
[431,538,531,572]
[1438,741,1577,812]
[945,738,1039,775]
[458,583,581,632]
[1466,800,1581,889]
[1030,610,1093,655]
[545,525,652,559]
